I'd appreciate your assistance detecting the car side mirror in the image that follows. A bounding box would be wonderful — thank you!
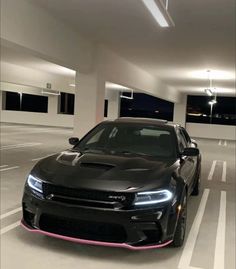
[69,137,79,146]
[182,147,199,157]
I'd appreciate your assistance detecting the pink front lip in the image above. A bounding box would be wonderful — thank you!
[21,220,173,250]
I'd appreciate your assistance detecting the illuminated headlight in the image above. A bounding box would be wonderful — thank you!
[27,174,43,193]
[134,190,173,206]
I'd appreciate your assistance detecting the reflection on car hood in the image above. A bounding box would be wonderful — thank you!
[33,150,178,192]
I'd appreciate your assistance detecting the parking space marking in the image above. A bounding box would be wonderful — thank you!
[0,207,22,220]
[208,160,217,180]
[0,125,19,128]
[0,166,20,172]
[0,142,42,150]
[178,189,210,269]
[214,191,226,269]
[0,221,20,235]
[218,140,227,147]
[1,129,72,136]
[0,165,8,168]
[222,162,227,182]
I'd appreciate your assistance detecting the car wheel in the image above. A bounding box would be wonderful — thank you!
[171,193,187,248]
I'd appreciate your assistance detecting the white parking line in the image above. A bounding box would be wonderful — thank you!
[213,191,226,269]
[222,162,227,182]
[178,189,210,269]
[0,165,8,168]
[1,129,72,136]
[0,142,42,150]
[0,125,19,128]
[0,207,22,220]
[0,166,20,172]
[208,160,217,180]
[0,221,20,235]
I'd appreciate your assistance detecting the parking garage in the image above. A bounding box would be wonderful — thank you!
[0,0,235,269]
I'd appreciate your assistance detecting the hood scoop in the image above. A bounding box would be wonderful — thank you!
[79,162,116,171]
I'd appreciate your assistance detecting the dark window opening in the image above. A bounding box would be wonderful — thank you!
[104,99,108,117]
[59,92,75,115]
[120,93,174,121]
[5,92,21,111]
[4,91,48,113]
[186,95,236,126]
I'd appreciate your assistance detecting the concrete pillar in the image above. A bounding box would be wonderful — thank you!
[73,70,105,138]
[105,90,120,120]
[0,90,3,110]
[173,94,187,127]
[47,95,58,116]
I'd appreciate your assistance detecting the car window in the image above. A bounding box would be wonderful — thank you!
[181,128,191,144]
[78,123,176,158]
[85,128,105,145]
[177,128,188,152]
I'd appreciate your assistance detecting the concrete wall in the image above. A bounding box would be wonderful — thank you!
[1,62,75,93]
[0,83,74,127]
[173,95,187,127]
[186,123,236,140]
[0,82,120,128]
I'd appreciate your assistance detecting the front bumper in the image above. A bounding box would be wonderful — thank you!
[21,220,172,250]
[22,189,178,250]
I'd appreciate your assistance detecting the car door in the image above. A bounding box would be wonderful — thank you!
[177,128,196,194]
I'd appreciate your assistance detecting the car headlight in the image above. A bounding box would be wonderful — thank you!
[134,190,173,206]
[27,174,43,193]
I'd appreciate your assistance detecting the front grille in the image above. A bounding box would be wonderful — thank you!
[39,214,127,243]
[42,183,134,209]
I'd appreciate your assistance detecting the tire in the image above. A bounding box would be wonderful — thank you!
[171,193,187,248]
[192,165,201,196]
[191,178,199,196]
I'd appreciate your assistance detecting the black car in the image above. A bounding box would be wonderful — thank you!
[21,118,201,250]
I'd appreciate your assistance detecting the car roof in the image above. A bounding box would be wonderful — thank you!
[105,117,180,128]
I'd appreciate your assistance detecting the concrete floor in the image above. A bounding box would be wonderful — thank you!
[0,123,235,269]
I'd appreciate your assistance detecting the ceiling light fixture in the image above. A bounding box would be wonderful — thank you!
[209,100,217,105]
[142,0,175,27]
[69,84,76,87]
[120,89,134,100]
[205,89,213,96]
[204,70,215,96]
[42,90,61,96]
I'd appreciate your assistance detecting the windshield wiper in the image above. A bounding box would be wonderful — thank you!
[81,147,109,154]
[113,150,151,157]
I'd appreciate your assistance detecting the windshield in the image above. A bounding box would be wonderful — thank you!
[77,123,176,158]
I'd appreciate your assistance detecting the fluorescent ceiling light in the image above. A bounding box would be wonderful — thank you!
[142,0,175,27]
[69,84,76,87]
[205,89,213,96]
[42,90,61,96]
[120,89,134,100]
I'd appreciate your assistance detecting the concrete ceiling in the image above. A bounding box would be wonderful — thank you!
[1,45,76,77]
[29,0,235,96]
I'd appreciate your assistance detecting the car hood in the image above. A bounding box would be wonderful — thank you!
[33,150,178,193]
